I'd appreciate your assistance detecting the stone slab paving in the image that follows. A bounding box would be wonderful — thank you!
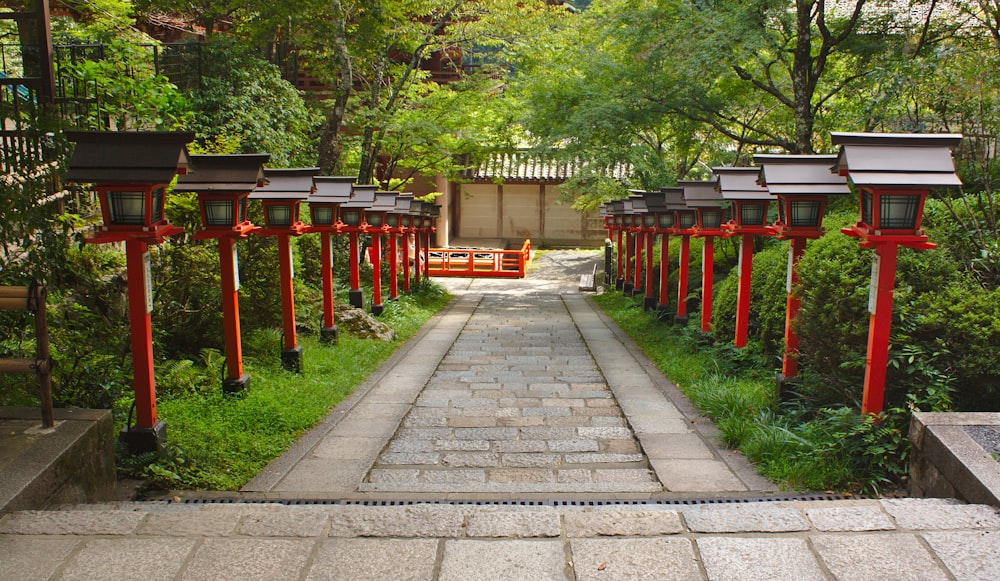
[360,294,661,494]
[2,498,998,580]
[247,264,770,498]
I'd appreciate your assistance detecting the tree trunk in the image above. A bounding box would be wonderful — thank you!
[317,0,353,175]
[791,1,816,154]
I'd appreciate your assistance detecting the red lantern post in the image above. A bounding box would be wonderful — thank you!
[366,191,397,315]
[175,154,269,392]
[671,204,698,325]
[251,168,316,372]
[715,167,775,348]
[307,176,355,343]
[832,132,962,414]
[754,154,850,395]
[388,194,413,300]
[682,179,725,333]
[64,131,194,452]
[339,184,378,308]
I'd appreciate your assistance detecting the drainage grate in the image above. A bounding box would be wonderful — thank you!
[170,493,850,507]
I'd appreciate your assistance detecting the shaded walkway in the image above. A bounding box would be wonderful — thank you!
[244,250,771,499]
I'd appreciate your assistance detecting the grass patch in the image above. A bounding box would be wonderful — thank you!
[118,282,451,490]
[592,291,907,495]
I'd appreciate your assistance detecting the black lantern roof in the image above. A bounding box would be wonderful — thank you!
[754,154,850,196]
[251,168,318,201]
[831,132,963,188]
[173,154,269,192]
[627,193,648,214]
[371,191,399,212]
[638,190,669,214]
[659,187,685,208]
[394,194,414,214]
[64,131,194,184]
[341,184,378,209]
[713,166,771,201]
[311,176,355,202]
[679,179,723,208]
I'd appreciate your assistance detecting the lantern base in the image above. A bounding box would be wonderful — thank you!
[776,373,802,401]
[281,346,303,373]
[119,421,167,454]
[320,325,339,344]
[631,287,644,298]
[372,303,384,316]
[349,289,363,309]
[222,374,250,394]
[656,305,671,322]
[642,297,657,311]
[615,278,624,291]
[622,282,633,294]
[673,315,689,326]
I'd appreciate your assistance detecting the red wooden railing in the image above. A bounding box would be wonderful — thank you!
[428,240,531,278]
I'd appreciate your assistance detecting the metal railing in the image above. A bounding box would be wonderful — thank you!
[428,239,531,278]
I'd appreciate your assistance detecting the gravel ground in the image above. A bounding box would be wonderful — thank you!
[965,425,1000,460]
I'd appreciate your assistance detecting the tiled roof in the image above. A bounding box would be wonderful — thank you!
[460,151,631,182]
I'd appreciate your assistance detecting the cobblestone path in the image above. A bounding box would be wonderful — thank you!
[361,295,660,493]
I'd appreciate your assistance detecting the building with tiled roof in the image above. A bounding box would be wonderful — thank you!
[440,150,631,248]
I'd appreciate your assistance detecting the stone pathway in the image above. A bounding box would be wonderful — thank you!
[243,252,770,498]
[363,294,659,494]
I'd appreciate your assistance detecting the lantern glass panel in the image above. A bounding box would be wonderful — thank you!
[368,213,384,227]
[701,210,722,229]
[423,217,432,228]
[387,214,399,227]
[632,215,643,227]
[739,202,767,226]
[204,199,233,226]
[789,200,822,228]
[614,215,623,227]
[679,212,696,228]
[643,214,656,228]
[659,212,675,228]
[311,205,335,225]
[861,190,873,226]
[107,191,146,225]
[777,200,786,224]
[152,188,165,223]
[266,204,292,227]
[238,198,248,223]
[880,193,920,230]
[342,209,361,227]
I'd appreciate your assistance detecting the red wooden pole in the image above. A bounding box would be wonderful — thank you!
[319,232,337,343]
[657,232,670,315]
[348,231,363,308]
[422,231,431,278]
[623,232,634,294]
[371,232,384,315]
[413,231,422,285]
[389,232,399,300]
[862,242,898,415]
[701,237,715,333]
[277,234,301,371]
[632,231,643,297]
[734,233,755,348]
[218,237,248,390]
[616,227,625,289]
[675,234,691,324]
[124,239,160,440]
[402,232,412,292]
[780,237,807,383]
[643,229,656,310]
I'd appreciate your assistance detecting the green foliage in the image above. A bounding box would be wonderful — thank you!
[593,290,910,494]
[115,283,452,490]
[187,41,320,166]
